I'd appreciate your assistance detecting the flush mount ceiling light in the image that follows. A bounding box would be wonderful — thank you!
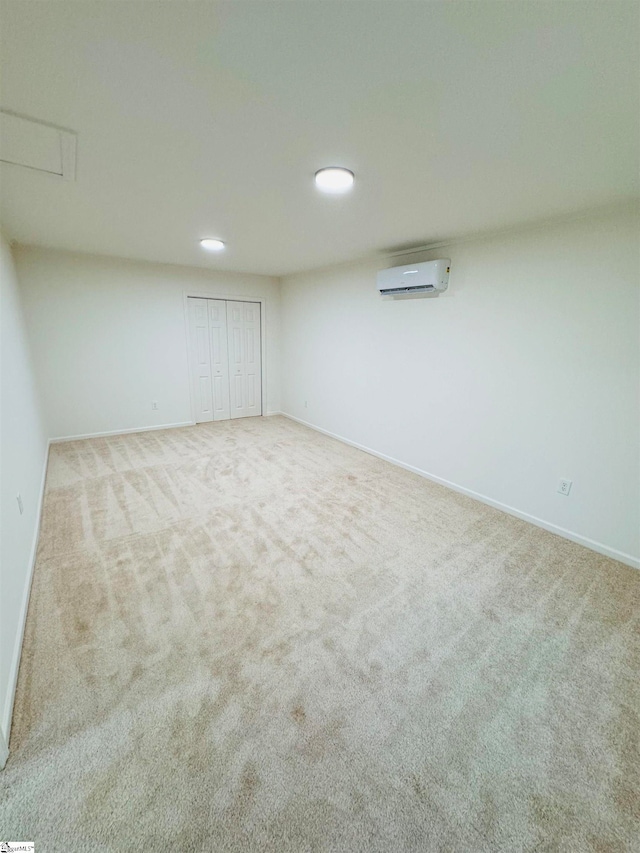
[314,166,355,194]
[200,238,225,251]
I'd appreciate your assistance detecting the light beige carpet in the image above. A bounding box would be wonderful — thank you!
[1,416,638,852]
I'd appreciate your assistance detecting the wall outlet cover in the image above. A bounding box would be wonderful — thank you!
[557,479,572,496]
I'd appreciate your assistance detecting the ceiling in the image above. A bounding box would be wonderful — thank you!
[1,1,638,276]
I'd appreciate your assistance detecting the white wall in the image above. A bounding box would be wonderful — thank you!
[14,247,281,439]
[0,233,48,750]
[281,205,640,567]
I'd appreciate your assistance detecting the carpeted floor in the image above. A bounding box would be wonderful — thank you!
[1,416,638,852]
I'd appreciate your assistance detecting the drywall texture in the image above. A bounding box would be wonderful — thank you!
[0,233,48,743]
[281,205,640,565]
[14,247,281,439]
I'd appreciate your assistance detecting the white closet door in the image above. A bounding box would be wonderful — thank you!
[208,300,231,421]
[187,297,213,423]
[227,301,262,419]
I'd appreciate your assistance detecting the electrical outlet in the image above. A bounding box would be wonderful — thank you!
[17,493,24,514]
[152,401,159,410]
[304,400,308,408]
[557,479,572,496]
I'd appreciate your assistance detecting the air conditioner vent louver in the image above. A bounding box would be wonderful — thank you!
[380,284,436,295]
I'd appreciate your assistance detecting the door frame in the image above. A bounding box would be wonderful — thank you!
[183,291,267,424]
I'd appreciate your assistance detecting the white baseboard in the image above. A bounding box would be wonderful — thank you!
[1,439,51,751]
[281,413,639,571]
[264,411,282,417]
[49,421,195,443]
[0,728,8,770]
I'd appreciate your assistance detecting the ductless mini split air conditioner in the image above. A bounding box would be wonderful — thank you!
[377,259,451,296]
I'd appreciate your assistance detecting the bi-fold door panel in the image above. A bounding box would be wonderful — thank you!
[208,299,231,421]
[227,301,262,419]
[188,297,261,424]
[187,297,213,423]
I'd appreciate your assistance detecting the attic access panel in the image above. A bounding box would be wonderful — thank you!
[0,111,76,180]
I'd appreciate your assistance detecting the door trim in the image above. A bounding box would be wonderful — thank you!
[183,292,267,424]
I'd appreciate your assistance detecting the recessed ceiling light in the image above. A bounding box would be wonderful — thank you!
[200,238,225,251]
[314,167,355,194]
